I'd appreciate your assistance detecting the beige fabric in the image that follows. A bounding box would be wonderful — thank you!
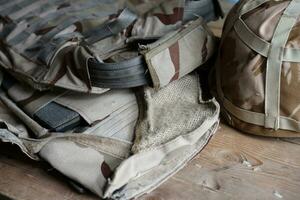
[144,18,217,89]
[40,138,113,197]
[3,76,138,132]
[0,71,219,199]
[132,74,217,153]
[54,89,136,125]
[109,123,219,200]
[84,102,138,142]
[104,74,220,199]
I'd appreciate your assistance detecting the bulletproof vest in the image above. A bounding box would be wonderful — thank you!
[215,0,300,137]
[0,0,221,199]
[0,0,222,93]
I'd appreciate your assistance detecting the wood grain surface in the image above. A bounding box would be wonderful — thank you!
[1,123,300,200]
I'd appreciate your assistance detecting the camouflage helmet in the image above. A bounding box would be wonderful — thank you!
[216,0,300,137]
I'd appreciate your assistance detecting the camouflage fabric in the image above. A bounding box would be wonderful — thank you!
[143,18,216,88]
[0,71,220,199]
[0,0,221,93]
[0,0,222,199]
[215,0,300,137]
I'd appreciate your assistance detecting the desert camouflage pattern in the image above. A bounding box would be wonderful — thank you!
[0,0,221,199]
[0,93,134,197]
[0,71,220,199]
[144,18,216,88]
[216,0,300,137]
[0,0,126,93]
[0,0,221,93]
[3,78,138,132]
[0,71,138,197]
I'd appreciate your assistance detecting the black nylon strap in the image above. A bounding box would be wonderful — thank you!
[84,8,137,45]
[86,0,223,89]
[33,102,83,132]
[0,72,84,132]
[184,0,223,22]
[88,55,151,88]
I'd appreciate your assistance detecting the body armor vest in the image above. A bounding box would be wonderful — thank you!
[0,0,221,199]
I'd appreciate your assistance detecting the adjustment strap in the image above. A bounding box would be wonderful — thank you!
[83,8,137,45]
[265,0,300,129]
[234,17,300,62]
[184,0,222,22]
[88,55,150,88]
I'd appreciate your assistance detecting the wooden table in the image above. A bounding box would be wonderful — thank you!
[1,123,300,200]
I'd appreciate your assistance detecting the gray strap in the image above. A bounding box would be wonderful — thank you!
[33,8,136,64]
[0,24,16,39]
[8,0,55,20]
[264,0,300,129]
[89,63,146,79]
[234,16,300,62]
[0,0,37,16]
[72,46,150,89]
[222,95,300,133]
[222,0,269,41]
[34,101,83,132]
[240,0,270,15]
[25,11,113,63]
[7,0,108,46]
[36,33,83,64]
[0,72,83,132]
[84,8,137,45]
[11,0,68,22]
[184,0,222,22]
[38,6,114,43]
[283,47,300,62]
[5,21,29,42]
[234,18,270,57]
[88,55,150,88]
[223,95,265,127]
[33,9,136,63]
[0,0,25,14]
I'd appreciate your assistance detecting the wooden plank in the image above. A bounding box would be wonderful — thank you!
[140,124,300,200]
[0,143,98,200]
[1,123,300,200]
[281,138,300,146]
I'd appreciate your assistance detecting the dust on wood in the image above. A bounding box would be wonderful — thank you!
[0,143,98,200]
[1,124,300,200]
[140,124,300,200]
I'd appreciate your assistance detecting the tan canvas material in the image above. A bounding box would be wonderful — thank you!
[0,72,220,199]
[0,0,221,93]
[216,0,300,137]
[143,19,217,89]
[0,0,221,199]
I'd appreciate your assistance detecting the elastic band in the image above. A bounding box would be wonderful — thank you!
[264,0,300,129]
